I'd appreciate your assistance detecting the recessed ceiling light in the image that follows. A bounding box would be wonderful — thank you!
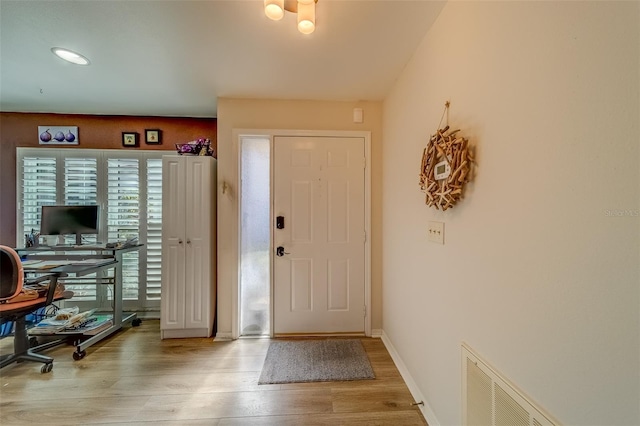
[51,47,91,65]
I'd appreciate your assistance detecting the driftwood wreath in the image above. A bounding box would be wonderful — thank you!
[418,102,474,210]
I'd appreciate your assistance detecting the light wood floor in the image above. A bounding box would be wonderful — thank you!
[0,320,427,425]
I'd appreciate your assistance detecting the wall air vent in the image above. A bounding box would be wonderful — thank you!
[462,343,561,426]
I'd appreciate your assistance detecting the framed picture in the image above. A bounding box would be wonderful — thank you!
[38,126,79,145]
[122,132,139,147]
[145,129,162,144]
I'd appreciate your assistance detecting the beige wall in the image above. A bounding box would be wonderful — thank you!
[216,98,383,337]
[382,2,639,425]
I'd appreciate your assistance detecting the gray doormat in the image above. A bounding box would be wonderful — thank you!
[258,339,375,384]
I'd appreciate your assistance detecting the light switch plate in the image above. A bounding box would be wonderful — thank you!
[427,221,444,244]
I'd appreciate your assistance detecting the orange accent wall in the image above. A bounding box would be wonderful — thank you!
[0,112,217,245]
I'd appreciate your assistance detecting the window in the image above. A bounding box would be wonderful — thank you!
[106,157,140,301]
[64,155,99,245]
[63,154,99,303]
[17,148,165,312]
[21,156,57,234]
[146,159,163,301]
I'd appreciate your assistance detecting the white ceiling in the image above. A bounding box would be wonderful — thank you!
[0,0,444,118]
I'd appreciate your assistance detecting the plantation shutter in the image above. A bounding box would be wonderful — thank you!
[20,156,57,238]
[59,155,101,301]
[106,158,140,301]
[17,148,166,312]
[64,156,98,244]
[146,158,163,301]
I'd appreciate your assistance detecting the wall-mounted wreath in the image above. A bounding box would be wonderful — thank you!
[418,103,474,210]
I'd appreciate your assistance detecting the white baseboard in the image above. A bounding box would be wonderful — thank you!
[380,330,440,426]
[371,328,383,338]
[214,332,234,341]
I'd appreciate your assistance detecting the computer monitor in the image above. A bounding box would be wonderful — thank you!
[40,205,99,245]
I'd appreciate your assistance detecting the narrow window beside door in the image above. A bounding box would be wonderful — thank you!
[239,137,271,336]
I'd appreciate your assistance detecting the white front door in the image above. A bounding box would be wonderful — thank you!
[273,136,366,334]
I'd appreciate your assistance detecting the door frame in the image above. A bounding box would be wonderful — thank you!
[233,129,372,339]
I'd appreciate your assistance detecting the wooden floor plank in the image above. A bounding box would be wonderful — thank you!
[217,411,427,426]
[0,320,427,425]
[136,389,334,421]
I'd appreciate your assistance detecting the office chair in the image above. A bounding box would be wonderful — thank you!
[0,245,71,373]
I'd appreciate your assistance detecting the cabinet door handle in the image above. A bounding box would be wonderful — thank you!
[186,239,191,244]
[178,239,183,244]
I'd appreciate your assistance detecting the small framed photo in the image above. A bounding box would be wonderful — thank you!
[122,132,139,147]
[145,129,162,144]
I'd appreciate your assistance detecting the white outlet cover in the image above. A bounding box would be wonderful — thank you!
[353,108,363,123]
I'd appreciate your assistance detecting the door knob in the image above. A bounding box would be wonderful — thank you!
[276,246,290,257]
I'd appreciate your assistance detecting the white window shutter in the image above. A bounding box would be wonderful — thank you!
[146,158,163,301]
[62,155,100,300]
[17,148,165,311]
[64,156,98,244]
[107,158,140,301]
[64,157,98,204]
[20,156,57,237]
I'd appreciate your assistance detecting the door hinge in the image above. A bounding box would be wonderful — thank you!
[363,156,366,169]
[363,230,367,243]
[363,305,367,318]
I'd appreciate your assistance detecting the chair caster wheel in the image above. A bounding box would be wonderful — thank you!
[132,318,142,327]
[41,363,53,373]
[73,350,86,361]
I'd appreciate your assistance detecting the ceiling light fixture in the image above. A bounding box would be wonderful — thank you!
[264,0,285,20]
[51,47,91,65]
[264,0,318,35]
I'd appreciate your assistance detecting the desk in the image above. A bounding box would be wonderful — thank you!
[23,258,118,275]
[17,245,142,360]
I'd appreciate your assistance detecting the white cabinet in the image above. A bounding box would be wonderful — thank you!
[161,155,216,339]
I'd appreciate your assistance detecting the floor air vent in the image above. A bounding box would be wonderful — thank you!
[462,343,560,426]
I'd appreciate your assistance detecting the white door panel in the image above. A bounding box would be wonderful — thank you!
[274,136,365,334]
[161,157,186,330]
